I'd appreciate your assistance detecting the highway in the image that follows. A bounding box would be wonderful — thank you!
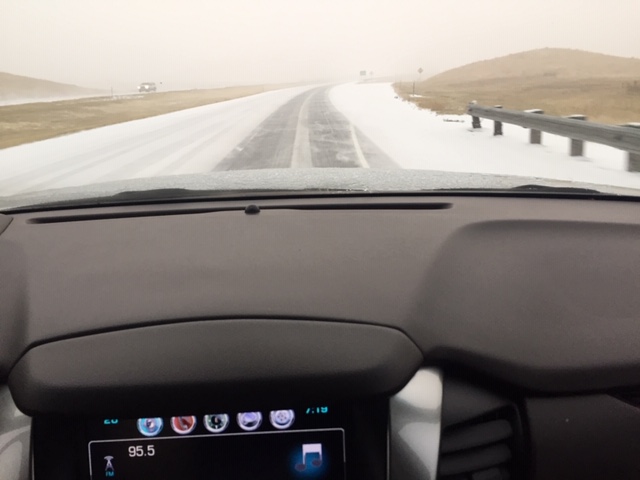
[2,82,640,198]
[216,86,395,170]
[0,85,395,196]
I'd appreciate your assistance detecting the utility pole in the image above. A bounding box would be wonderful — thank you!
[414,67,424,96]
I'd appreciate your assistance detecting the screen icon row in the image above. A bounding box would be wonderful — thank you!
[137,410,295,437]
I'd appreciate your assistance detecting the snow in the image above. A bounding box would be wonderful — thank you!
[0,86,316,196]
[0,93,108,107]
[329,83,640,190]
[2,81,640,199]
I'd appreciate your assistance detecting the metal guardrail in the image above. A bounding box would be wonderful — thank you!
[467,104,640,172]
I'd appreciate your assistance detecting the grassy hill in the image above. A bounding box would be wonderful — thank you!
[0,72,102,104]
[395,48,640,124]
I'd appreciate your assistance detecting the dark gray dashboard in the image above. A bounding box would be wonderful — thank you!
[1,193,640,479]
[2,196,640,392]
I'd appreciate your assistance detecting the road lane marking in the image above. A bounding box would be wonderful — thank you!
[350,123,370,168]
[291,92,313,168]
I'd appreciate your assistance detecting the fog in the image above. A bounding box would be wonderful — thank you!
[1,0,639,91]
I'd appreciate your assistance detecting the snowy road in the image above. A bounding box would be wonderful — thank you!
[0,85,394,196]
[215,86,395,171]
[2,82,640,196]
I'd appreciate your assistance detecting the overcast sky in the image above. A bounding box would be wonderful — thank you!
[1,0,639,91]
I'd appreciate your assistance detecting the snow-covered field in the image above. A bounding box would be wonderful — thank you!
[0,92,109,107]
[330,83,640,190]
[0,86,316,196]
[1,81,640,198]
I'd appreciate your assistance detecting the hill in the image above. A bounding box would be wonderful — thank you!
[0,72,102,105]
[395,48,640,124]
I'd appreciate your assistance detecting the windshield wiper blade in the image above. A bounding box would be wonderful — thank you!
[434,184,606,195]
[3,187,361,212]
[509,184,603,194]
[4,182,629,214]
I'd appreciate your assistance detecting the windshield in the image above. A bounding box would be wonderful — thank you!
[2,0,640,209]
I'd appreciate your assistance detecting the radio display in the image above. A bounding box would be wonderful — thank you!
[86,406,350,480]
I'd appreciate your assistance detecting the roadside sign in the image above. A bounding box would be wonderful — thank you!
[418,68,423,74]
[360,71,367,76]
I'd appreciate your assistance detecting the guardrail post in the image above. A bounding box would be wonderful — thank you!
[466,104,640,163]
[624,123,640,172]
[525,109,544,144]
[468,101,482,129]
[567,115,587,156]
[493,106,503,136]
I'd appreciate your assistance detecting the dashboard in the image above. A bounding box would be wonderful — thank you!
[1,193,640,479]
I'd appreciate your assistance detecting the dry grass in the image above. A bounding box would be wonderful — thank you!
[395,48,640,124]
[0,85,286,149]
[0,71,102,101]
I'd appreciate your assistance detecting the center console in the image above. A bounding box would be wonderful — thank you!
[2,369,444,480]
[33,401,389,480]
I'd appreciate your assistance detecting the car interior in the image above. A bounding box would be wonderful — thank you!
[1,190,640,479]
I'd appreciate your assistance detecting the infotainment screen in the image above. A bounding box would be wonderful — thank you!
[84,405,367,480]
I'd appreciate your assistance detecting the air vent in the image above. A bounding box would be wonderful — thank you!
[438,378,525,480]
[439,409,517,480]
[612,390,640,409]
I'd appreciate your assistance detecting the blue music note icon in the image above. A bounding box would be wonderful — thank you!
[295,443,323,471]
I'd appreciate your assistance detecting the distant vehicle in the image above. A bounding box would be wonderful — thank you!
[137,82,157,93]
